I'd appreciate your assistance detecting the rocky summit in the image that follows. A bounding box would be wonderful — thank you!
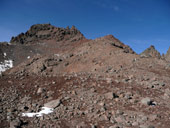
[140,45,161,59]
[1,24,170,128]
[10,24,85,45]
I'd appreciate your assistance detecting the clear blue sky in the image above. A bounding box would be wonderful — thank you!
[0,0,170,54]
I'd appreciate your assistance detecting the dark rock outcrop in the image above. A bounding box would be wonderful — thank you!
[0,43,11,61]
[0,48,4,61]
[10,24,85,44]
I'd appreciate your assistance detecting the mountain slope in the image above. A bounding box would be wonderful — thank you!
[5,33,136,76]
[0,24,87,68]
[1,24,170,128]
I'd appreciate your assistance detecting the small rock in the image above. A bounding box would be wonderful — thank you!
[0,107,3,113]
[109,125,122,128]
[140,125,155,128]
[132,122,139,126]
[105,92,114,99]
[37,88,43,94]
[137,115,148,122]
[115,116,125,123]
[52,81,56,84]
[110,116,116,123]
[106,78,112,83]
[116,110,124,115]
[71,90,77,95]
[124,92,132,99]
[109,126,115,128]
[98,102,105,106]
[10,119,21,128]
[105,92,118,100]
[99,114,108,121]
[91,124,97,128]
[44,99,61,108]
[141,97,153,106]
[149,115,157,121]
[147,125,155,128]
[115,80,120,84]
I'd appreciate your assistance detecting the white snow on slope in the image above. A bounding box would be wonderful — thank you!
[0,60,13,74]
[22,107,54,117]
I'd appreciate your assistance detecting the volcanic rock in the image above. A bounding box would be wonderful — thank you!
[95,35,135,54]
[0,24,87,69]
[140,45,161,58]
[10,118,22,128]
[44,99,61,108]
[10,24,85,45]
[165,47,170,61]
[141,97,153,106]
[1,24,170,128]
[37,88,43,94]
[0,48,4,61]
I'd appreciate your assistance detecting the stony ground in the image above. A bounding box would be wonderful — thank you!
[1,71,170,128]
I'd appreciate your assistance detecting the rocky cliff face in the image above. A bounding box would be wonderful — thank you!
[10,24,85,45]
[0,43,11,62]
[140,45,161,59]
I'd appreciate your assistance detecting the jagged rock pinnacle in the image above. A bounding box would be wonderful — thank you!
[140,45,161,59]
[165,47,170,61]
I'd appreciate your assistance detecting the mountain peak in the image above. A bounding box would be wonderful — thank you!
[10,24,85,45]
[140,45,161,58]
[149,45,155,49]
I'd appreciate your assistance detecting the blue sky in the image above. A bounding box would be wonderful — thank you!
[0,0,170,54]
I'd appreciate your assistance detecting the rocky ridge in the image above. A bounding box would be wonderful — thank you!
[0,24,86,67]
[10,24,85,45]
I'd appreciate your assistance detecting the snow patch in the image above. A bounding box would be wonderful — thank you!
[22,107,54,117]
[4,53,7,57]
[0,60,13,74]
